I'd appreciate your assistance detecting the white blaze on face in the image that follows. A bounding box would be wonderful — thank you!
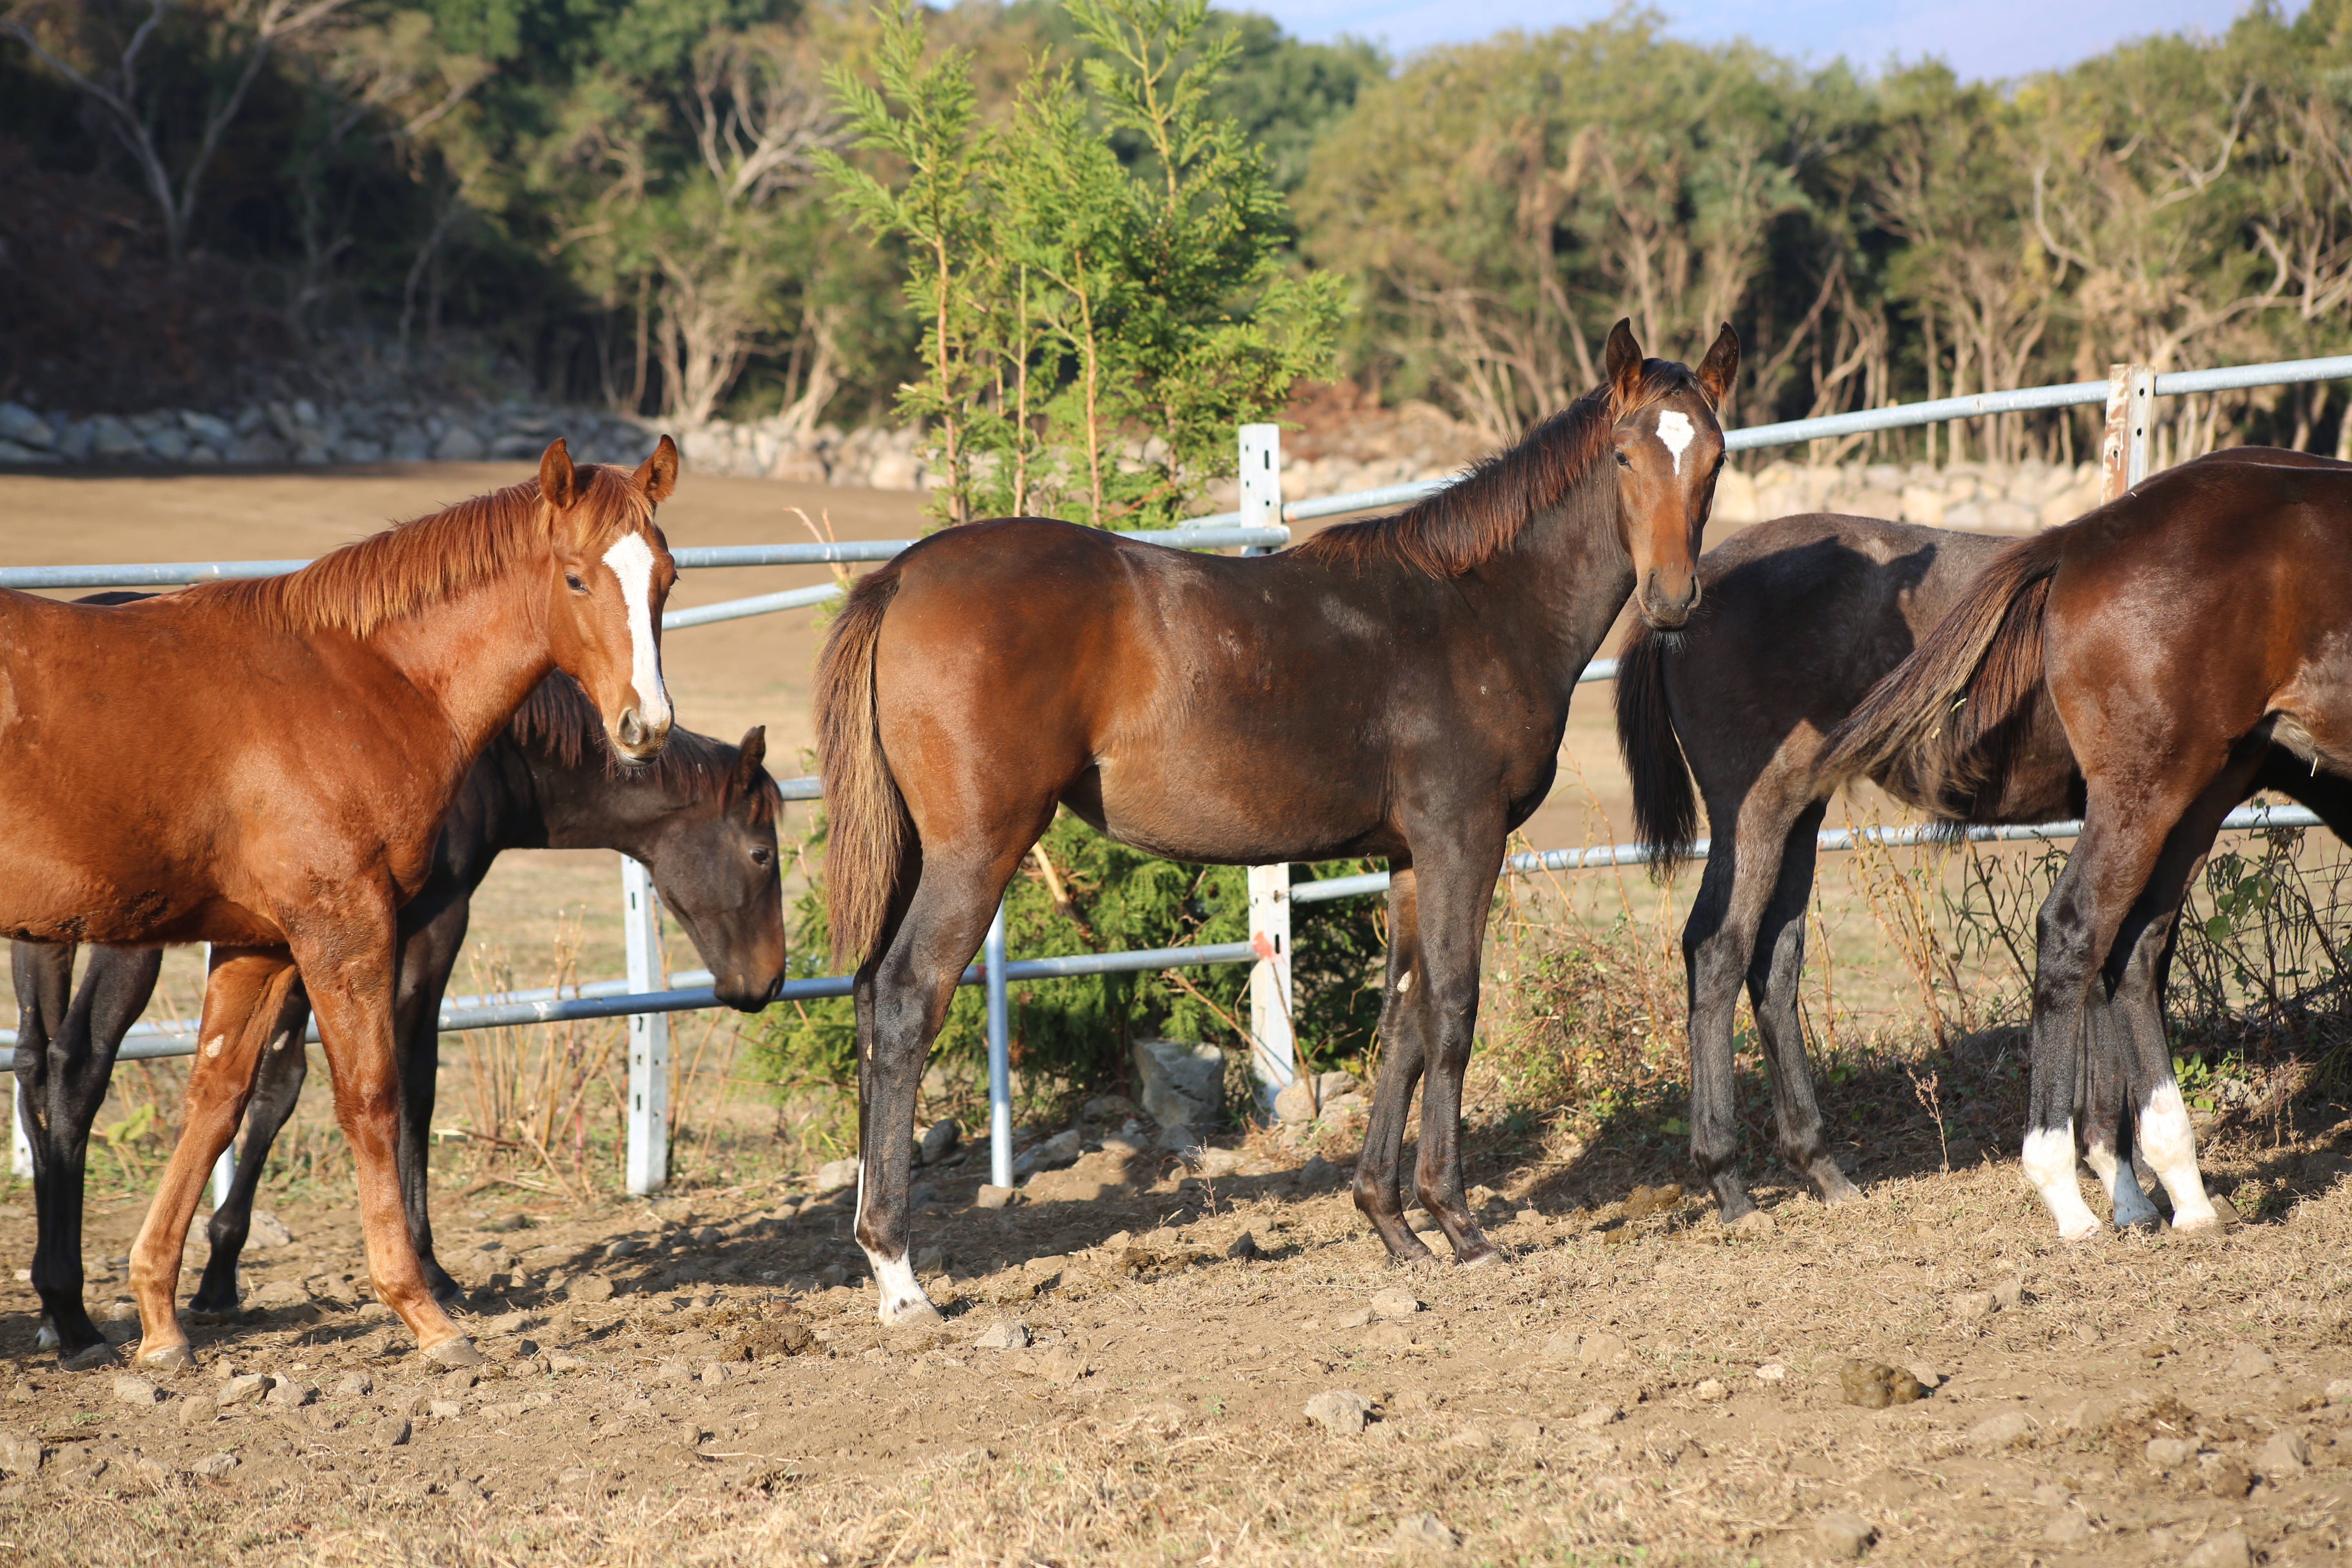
[600,532,672,731]
[1655,410,1697,477]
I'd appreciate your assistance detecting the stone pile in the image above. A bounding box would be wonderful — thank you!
[1713,456,2106,533]
[0,397,659,470]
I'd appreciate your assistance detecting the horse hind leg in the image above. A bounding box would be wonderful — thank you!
[126,948,299,1368]
[1399,832,1508,1268]
[1352,866,1439,1263]
[189,982,313,1317]
[2082,982,2161,1232]
[1744,800,1860,1210]
[854,842,1028,1326]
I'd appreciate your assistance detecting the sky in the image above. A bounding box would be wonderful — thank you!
[1245,0,2270,83]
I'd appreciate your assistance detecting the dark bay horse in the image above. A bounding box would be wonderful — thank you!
[815,321,1738,1323]
[13,673,784,1362]
[1819,455,2352,1237]
[0,439,678,1367]
[1617,470,2352,1229]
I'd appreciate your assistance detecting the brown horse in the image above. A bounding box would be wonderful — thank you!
[0,438,678,1366]
[1819,454,2352,1238]
[815,321,1737,1323]
[1617,458,2352,1230]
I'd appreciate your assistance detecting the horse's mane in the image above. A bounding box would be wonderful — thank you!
[191,466,653,637]
[509,671,774,821]
[1293,363,1701,577]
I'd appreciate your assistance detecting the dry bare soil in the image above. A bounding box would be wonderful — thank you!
[4,1114,2352,1567]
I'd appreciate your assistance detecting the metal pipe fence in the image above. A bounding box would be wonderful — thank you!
[9,353,2347,1191]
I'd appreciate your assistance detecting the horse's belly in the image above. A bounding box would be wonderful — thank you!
[1087,762,1390,864]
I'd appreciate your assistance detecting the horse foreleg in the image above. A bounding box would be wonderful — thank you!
[1353,866,1437,1263]
[127,947,297,1367]
[395,897,472,1306]
[2081,982,2161,1231]
[191,979,313,1316]
[1747,801,1858,1209]
[296,920,479,1364]
[1403,841,1506,1267]
[856,848,1008,1327]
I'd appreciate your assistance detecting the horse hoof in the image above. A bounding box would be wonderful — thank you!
[34,1323,60,1351]
[424,1336,485,1368]
[879,1296,945,1329]
[2055,1220,2107,1243]
[1454,1243,1506,1269]
[137,1342,195,1370]
[62,1341,122,1371]
[1817,1176,1864,1207]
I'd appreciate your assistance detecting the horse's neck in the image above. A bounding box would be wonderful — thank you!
[528,749,677,861]
[364,568,555,771]
[1492,464,1635,689]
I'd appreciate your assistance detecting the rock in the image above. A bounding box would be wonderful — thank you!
[433,427,488,462]
[1755,1362,1787,1383]
[1192,1145,1247,1178]
[1272,1071,1361,1125]
[1572,1403,1620,1430]
[2043,1510,2094,1546]
[1225,1232,1261,1261]
[379,1416,413,1447]
[1968,1411,2034,1448]
[1157,1123,1205,1156]
[0,403,55,448]
[216,1374,270,1408]
[567,1273,615,1303]
[974,1321,1031,1350]
[1013,1129,1082,1176]
[1370,1288,1423,1319]
[1694,1378,1731,1403]
[245,1209,293,1248]
[1364,1322,1422,1350]
[2225,1345,2277,1379]
[1304,1389,1370,1437]
[1992,1279,2026,1310]
[1730,1208,1776,1236]
[428,1398,464,1419]
[1814,1511,1875,1559]
[920,1119,960,1165]
[1082,1094,1136,1119]
[1132,1038,1224,1129]
[0,1428,42,1475]
[1335,1308,1374,1330]
[974,1185,1018,1209]
[2063,1396,2117,1434]
[265,1378,315,1408]
[2146,1436,2199,1468]
[1394,1512,1457,1550]
[192,1452,239,1478]
[1838,1361,1924,1409]
[1577,1333,1628,1365]
[1296,1154,1343,1190]
[111,1374,164,1406]
[2259,1429,2310,1473]
[814,1158,860,1192]
[2183,1529,2252,1568]
[2203,1457,2252,1499]
[1952,1290,2000,1321]
[252,1278,310,1308]
[333,1372,373,1399]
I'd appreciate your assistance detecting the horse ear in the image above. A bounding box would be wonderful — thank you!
[1605,318,1644,409]
[635,435,679,504]
[731,724,768,794]
[1695,323,1741,410]
[539,439,579,511]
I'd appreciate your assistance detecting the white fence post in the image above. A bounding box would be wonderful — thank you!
[622,856,670,1195]
[1239,423,1281,555]
[2101,363,2157,503]
[984,899,1012,1189]
[1247,865,1297,1113]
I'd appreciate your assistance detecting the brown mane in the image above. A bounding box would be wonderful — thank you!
[509,670,774,821]
[188,465,653,637]
[1293,364,1702,577]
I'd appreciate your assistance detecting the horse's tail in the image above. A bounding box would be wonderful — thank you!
[1818,528,2067,801]
[814,566,911,969]
[1614,621,1699,876]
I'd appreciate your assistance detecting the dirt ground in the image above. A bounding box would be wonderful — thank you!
[3,1102,2351,1566]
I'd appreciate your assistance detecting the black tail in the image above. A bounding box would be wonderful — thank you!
[1615,621,1699,876]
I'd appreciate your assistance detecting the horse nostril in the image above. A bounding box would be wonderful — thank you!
[618,708,646,748]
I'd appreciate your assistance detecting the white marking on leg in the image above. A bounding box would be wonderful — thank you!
[866,1247,938,1326]
[1655,410,1696,476]
[35,1320,58,1350]
[600,532,672,731]
[1396,971,1413,995]
[2083,1139,2160,1229]
[2138,1080,2219,1230]
[202,1035,223,1060]
[2021,1123,2104,1240]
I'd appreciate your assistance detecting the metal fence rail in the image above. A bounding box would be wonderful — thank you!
[10,352,2349,1190]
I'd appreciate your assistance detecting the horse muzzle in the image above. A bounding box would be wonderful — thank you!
[1639,570,1699,630]
[612,706,672,763]
[715,968,784,1013]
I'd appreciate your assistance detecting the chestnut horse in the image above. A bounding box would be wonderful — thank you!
[14,672,782,1363]
[1819,455,2352,1238]
[0,439,677,1367]
[1617,457,2352,1229]
[815,321,1737,1323]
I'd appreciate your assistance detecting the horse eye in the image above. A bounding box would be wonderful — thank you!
[751,847,774,868]
[565,573,587,593]
[1615,450,1632,468]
